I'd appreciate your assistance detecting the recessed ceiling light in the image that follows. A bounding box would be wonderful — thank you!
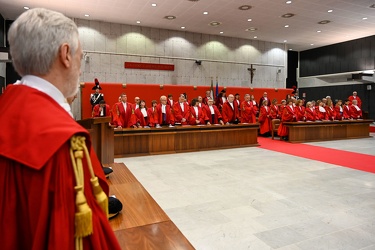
[318,20,331,24]
[247,18,252,22]
[286,1,292,4]
[284,25,289,28]
[328,9,333,12]
[136,21,141,24]
[238,5,252,10]
[317,30,321,33]
[151,3,157,7]
[164,15,176,20]
[362,17,368,20]
[245,27,258,31]
[220,31,224,34]
[289,48,293,50]
[310,44,314,46]
[84,14,90,17]
[284,40,287,43]
[181,26,186,29]
[203,11,208,15]
[281,13,295,18]
[23,6,30,10]
[188,0,200,1]
[254,36,258,39]
[209,21,221,26]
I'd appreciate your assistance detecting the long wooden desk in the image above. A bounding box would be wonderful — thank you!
[106,163,195,250]
[114,123,259,157]
[284,119,373,143]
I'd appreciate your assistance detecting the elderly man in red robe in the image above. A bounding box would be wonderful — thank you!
[0,8,120,250]
[222,94,240,124]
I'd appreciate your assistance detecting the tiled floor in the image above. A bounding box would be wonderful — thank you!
[116,134,375,250]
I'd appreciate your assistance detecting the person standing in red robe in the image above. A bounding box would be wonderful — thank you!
[278,99,296,140]
[270,99,280,120]
[156,95,175,127]
[258,100,272,135]
[343,99,352,120]
[188,98,210,125]
[115,93,136,128]
[348,91,362,108]
[0,8,121,250]
[241,94,256,123]
[92,100,110,117]
[350,99,362,119]
[203,98,224,125]
[222,94,240,124]
[147,100,159,127]
[173,93,190,125]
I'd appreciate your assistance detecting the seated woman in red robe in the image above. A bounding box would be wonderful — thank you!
[334,100,343,120]
[315,100,328,120]
[350,99,362,119]
[343,99,352,119]
[305,101,319,121]
[258,100,271,136]
[294,99,306,121]
[325,99,336,120]
[277,99,296,140]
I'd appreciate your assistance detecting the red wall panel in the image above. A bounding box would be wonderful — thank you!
[81,82,293,119]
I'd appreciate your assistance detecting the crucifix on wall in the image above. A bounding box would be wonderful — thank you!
[249,64,256,84]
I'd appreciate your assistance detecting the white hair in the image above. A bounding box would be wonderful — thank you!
[8,8,79,76]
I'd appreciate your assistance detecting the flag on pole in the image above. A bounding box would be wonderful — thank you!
[215,77,219,98]
[210,77,214,99]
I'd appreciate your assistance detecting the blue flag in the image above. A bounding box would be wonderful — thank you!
[215,78,219,98]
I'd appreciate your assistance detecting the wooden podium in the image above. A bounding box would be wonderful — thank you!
[77,117,114,164]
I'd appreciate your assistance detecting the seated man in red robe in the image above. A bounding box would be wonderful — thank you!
[0,8,120,250]
[305,101,319,121]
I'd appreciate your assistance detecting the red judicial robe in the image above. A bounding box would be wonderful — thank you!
[350,105,362,119]
[188,106,208,125]
[278,105,296,137]
[258,97,271,108]
[343,104,351,119]
[203,105,223,124]
[305,107,319,121]
[241,101,256,123]
[270,104,279,119]
[147,107,159,127]
[294,106,306,121]
[134,108,150,127]
[173,102,190,124]
[222,101,239,124]
[0,85,120,250]
[115,102,135,128]
[258,106,271,134]
[325,106,336,120]
[315,106,328,120]
[348,95,362,108]
[92,104,110,117]
[156,104,174,126]
[335,105,343,120]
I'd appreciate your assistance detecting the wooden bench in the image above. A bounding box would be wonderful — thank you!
[114,123,259,157]
[271,119,281,140]
[105,163,195,250]
[283,119,373,143]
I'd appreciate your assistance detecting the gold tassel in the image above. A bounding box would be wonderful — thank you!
[90,176,108,217]
[74,186,93,237]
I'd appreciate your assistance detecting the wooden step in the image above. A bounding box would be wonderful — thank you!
[105,163,195,250]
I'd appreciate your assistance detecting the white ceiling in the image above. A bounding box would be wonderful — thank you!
[1,0,374,51]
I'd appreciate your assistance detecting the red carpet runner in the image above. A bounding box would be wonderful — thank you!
[258,137,375,174]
